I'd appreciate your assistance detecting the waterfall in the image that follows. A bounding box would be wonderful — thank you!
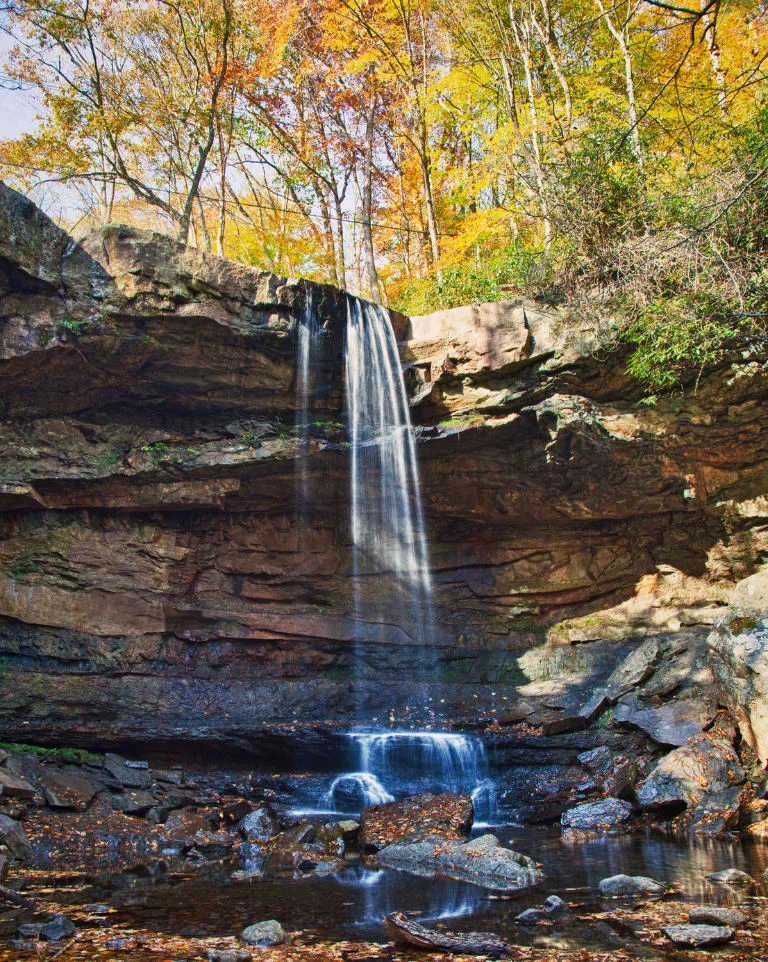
[345,296,436,697]
[295,286,320,513]
[321,730,497,823]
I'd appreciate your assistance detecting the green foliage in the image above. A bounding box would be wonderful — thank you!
[438,411,483,429]
[38,328,51,346]
[241,430,262,446]
[0,742,102,764]
[56,318,89,336]
[395,245,545,315]
[140,441,170,458]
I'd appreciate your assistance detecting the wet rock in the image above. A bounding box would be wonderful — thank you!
[561,798,632,836]
[689,906,747,926]
[663,924,734,947]
[599,874,664,897]
[688,786,743,836]
[205,950,251,962]
[543,895,572,919]
[577,746,612,774]
[0,771,35,800]
[0,854,6,879]
[40,915,76,941]
[706,868,752,885]
[84,904,111,915]
[17,923,43,937]
[223,799,252,824]
[155,769,185,786]
[241,919,286,946]
[104,753,153,789]
[239,805,280,843]
[541,714,587,736]
[336,819,359,845]
[264,821,344,875]
[110,789,156,816]
[164,807,212,841]
[613,694,717,747]
[39,770,97,810]
[515,908,548,924]
[637,735,744,811]
[359,792,473,851]
[376,831,543,893]
[0,813,30,859]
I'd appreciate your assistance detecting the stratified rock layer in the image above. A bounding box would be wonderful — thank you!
[1,181,768,753]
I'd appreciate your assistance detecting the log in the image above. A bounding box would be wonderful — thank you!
[383,912,511,956]
[0,882,36,909]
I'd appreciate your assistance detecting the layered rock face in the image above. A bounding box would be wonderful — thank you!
[1,181,767,755]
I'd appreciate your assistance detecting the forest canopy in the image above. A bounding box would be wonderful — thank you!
[1,0,767,388]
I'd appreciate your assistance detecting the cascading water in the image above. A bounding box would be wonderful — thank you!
[345,296,436,700]
[322,731,497,823]
[295,286,320,512]
[291,295,497,827]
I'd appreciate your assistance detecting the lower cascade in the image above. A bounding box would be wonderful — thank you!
[321,731,497,822]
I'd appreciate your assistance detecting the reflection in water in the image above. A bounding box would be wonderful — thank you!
[36,826,768,944]
[333,863,484,926]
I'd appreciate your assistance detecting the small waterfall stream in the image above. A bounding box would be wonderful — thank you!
[322,731,497,823]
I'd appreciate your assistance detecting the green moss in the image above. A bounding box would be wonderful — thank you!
[729,616,757,634]
[0,742,102,764]
[8,559,45,579]
[90,451,121,465]
[438,411,483,429]
[596,707,615,729]
[56,318,89,336]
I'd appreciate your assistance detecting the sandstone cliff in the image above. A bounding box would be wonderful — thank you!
[1,181,767,760]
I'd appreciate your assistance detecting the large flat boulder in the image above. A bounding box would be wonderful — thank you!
[636,733,744,811]
[39,770,97,810]
[561,797,632,836]
[359,792,473,852]
[376,832,543,892]
[613,693,717,747]
[0,813,30,859]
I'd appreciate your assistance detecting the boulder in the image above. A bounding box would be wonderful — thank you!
[376,831,543,893]
[515,908,548,924]
[613,694,717,747]
[689,906,746,926]
[164,808,212,840]
[636,735,744,811]
[687,786,742,836]
[604,639,661,699]
[708,598,768,765]
[0,813,30,859]
[706,868,752,885]
[561,798,632,836]
[40,916,76,941]
[542,895,571,919]
[359,792,473,851]
[104,754,153,789]
[264,821,344,875]
[238,805,280,843]
[39,770,97,810]
[0,771,35,799]
[204,951,251,962]
[577,746,612,774]
[663,924,734,947]
[241,920,286,946]
[599,874,664,898]
[110,789,156,816]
